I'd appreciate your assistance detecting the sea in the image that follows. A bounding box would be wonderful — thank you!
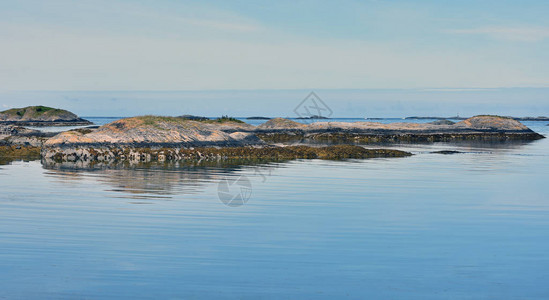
[1,117,548,299]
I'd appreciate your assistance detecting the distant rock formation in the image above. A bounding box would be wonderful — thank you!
[295,115,329,119]
[178,115,209,121]
[255,115,544,143]
[0,106,92,126]
[246,116,271,120]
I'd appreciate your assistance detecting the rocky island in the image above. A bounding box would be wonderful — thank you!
[0,105,92,126]
[1,111,544,166]
[255,115,544,143]
[41,116,411,163]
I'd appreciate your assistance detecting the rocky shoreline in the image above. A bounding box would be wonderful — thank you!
[42,145,412,163]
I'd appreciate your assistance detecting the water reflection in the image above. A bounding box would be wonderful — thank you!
[1,131,549,299]
[42,158,285,199]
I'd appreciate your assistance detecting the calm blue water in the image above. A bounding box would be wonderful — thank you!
[1,120,548,299]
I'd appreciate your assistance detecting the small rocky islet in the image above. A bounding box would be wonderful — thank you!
[0,106,545,165]
[0,105,92,126]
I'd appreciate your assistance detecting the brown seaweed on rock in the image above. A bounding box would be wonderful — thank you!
[42,145,412,164]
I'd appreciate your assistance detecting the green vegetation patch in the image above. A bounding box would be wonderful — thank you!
[201,115,245,124]
[138,115,186,126]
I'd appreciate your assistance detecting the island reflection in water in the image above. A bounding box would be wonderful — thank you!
[41,158,287,200]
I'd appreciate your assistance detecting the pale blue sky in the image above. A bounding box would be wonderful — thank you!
[0,1,548,116]
[1,0,548,90]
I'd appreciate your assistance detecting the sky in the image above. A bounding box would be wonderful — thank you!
[0,0,548,116]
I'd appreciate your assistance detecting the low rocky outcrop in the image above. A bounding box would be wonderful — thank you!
[0,124,38,137]
[0,106,92,126]
[1,124,55,147]
[256,115,544,143]
[257,118,306,130]
[44,116,263,148]
[454,115,529,130]
[431,150,462,155]
[0,124,45,164]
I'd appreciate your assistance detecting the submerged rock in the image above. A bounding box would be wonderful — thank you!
[0,106,92,126]
[431,150,462,154]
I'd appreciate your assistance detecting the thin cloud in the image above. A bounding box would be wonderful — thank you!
[447,26,549,42]
[181,18,262,33]
[128,10,264,33]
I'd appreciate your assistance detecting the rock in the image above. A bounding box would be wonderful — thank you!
[41,144,412,163]
[0,106,92,126]
[257,118,306,130]
[44,116,263,148]
[431,150,462,154]
[0,124,52,147]
[454,115,528,131]
[255,115,544,143]
[0,124,40,137]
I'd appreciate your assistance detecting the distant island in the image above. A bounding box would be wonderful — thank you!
[405,116,466,120]
[405,116,549,121]
[178,115,209,121]
[0,106,92,126]
[295,115,329,119]
[246,116,272,120]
